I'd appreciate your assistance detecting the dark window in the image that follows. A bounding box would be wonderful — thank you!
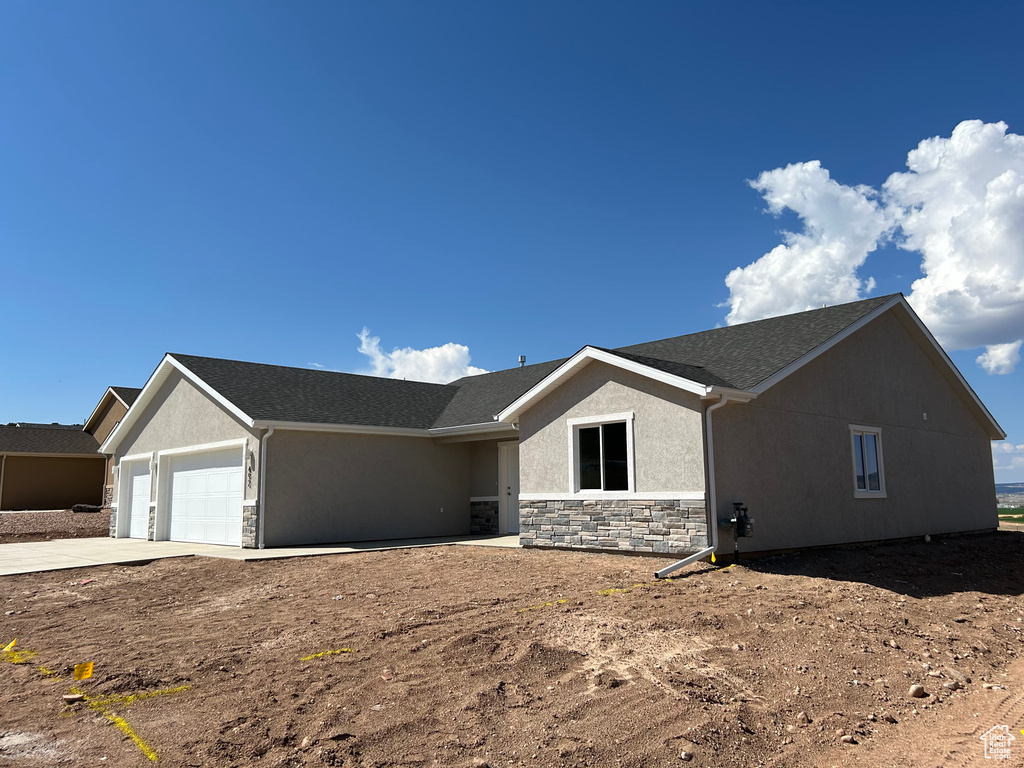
[578,421,628,491]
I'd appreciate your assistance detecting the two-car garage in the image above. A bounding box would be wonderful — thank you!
[116,444,245,547]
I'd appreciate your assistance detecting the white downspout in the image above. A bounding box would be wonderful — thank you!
[257,427,275,549]
[655,394,730,579]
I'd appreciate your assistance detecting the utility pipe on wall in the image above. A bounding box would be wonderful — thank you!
[257,427,275,549]
[655,394,730,579]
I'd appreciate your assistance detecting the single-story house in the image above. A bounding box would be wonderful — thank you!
[0,386,141,511]
[100,294,1004,568]
[0,424,105,510]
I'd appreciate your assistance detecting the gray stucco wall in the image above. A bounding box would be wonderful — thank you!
[262,430,474,547]
[713,308,998,553]
[110,371,260,513]
[517,361,705,495]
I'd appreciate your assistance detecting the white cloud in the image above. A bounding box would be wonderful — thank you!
[885,120,1024,357]
[724,120,1024,373]
[993,441,1024,473]
[724,161,891,325]
[976,340,1023,375]
[356,328,487,384]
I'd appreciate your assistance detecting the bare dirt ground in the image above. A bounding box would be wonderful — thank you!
[0,509,110,544]
[2,532,1023,768]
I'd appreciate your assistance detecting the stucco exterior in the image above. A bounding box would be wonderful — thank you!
[89,395,128,501]
[0,455,104,510]
[517,361,705,496]
[712,309,998,553]
[113,371,259,463]
[262,430,474,546]
[109,372,260,539]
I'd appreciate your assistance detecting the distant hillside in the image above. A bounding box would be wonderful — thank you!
[996,483,1024,494]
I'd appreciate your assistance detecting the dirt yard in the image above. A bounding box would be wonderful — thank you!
[2,533,1023,767]
[0,509,111,544]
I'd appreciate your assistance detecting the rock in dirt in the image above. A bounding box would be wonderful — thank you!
[943,680,961,691]
[796,711,810,724]
[908,684,927,698]
[679,751,693,762]
[882,714,898,724]
[841,734,857,744]
[62,694,85,704]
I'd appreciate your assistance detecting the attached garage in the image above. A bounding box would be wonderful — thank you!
[162,447,244,546]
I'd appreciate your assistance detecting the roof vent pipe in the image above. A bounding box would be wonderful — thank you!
[518,355,526,367]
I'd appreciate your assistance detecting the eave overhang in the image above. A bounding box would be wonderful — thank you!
[496,346,755,423]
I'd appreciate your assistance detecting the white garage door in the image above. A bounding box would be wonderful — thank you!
[167,449,243,546]
[128,463,151,539]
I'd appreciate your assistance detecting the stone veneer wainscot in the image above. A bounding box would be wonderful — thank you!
[518,499,708,555]
[470,499,499,535]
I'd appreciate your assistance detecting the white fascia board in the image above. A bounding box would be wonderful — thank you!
[166,356,256,429]
[100,355,256,455]
[750,296,903,396]
[252,420,432,438]
[893,298,1006,439]
[428,421,509,437]
[83,387,117,433]
[749,295,1005,439]
[497,347,715,423]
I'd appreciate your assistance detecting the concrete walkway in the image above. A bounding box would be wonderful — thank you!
[0,534,521,577]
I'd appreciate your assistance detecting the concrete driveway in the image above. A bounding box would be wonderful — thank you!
[0,534,521,577]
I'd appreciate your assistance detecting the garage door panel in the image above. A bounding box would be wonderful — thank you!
[166,448,243,546]
[128,467,150,540]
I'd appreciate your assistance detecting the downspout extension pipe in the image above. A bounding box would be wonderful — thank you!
[257,427,275,550]
[655,394,730,579]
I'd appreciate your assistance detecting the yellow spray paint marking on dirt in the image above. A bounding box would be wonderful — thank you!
[68,683,192,763]
[515,599,568,613]
[2,639,38,665]
[88,685,192,709]
[37,666,59,677]
[300,648,356,661]
[74,662,94,680]
[598,578,673,597]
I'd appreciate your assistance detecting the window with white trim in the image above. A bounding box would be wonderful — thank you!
[850,425,885,497]
[569,412,635,493]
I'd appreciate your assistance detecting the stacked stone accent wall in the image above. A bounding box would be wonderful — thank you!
[147,506,156,541]
[470,499,499,535]
[519,499,708,555]
[108,507,118,537]
[242,504,259,548]
[102,484,114,509]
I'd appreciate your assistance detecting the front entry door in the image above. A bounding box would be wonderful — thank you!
[498,442,520,535]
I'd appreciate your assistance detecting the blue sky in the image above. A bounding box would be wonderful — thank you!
[2,1,1022,481]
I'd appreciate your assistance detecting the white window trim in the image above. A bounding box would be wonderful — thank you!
[567,412,635,494]
[850,424,886,499]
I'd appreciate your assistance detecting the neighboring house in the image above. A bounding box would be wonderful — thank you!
[0,424,105,510]
[0,386,142,511]
[100,294,1004,566]
[83,386,142,507]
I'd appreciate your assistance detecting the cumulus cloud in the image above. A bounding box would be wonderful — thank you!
[724,161,891,325]
[976,340,1023,375]
[356,328,488,384]
[724,120,1024,373]
[993,441,1024,474]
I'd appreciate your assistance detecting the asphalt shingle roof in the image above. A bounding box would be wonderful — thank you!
[0,425,101,455]
[616,294,896,390]
[165,295,899,430]
[111,387,142,407]
[171,354,459,429]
